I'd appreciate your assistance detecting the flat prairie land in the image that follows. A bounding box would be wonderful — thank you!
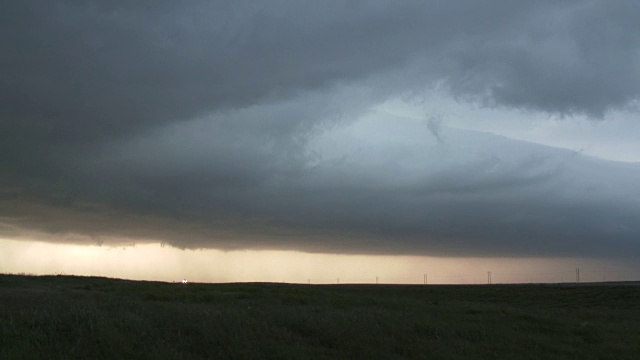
[1,274,639,359]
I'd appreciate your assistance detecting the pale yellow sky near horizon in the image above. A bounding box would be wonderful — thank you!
[2,238,638,285]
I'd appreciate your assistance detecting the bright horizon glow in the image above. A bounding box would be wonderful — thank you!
[2,238,638,285]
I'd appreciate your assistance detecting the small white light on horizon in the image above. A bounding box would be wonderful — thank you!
[181,279,188,284]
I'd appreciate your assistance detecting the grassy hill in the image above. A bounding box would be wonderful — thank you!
[1,274,639,359]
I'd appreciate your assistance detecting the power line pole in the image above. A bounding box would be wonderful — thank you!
[576,268,580,283]
[376,276,379,284]
[487,271,492,285]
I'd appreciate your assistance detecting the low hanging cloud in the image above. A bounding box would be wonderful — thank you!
[1,1,640,258]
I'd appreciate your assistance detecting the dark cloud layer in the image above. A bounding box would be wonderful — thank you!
[1,1,640,258]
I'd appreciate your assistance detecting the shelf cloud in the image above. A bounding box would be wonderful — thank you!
[1,1,640,259]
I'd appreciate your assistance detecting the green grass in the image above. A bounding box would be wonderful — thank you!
[1,274,639,359]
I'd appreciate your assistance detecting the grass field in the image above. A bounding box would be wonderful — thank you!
[1,274,639,359]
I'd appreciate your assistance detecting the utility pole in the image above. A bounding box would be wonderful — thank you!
[576,268,580,283]
[487,271,492,285]
[376,276,379,284]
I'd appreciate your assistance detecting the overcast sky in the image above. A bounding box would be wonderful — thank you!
[2,1,640,264]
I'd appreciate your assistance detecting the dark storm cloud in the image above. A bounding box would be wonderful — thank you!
[447,1,640,117]
[2,1,640,257]
[3,1,639,139]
